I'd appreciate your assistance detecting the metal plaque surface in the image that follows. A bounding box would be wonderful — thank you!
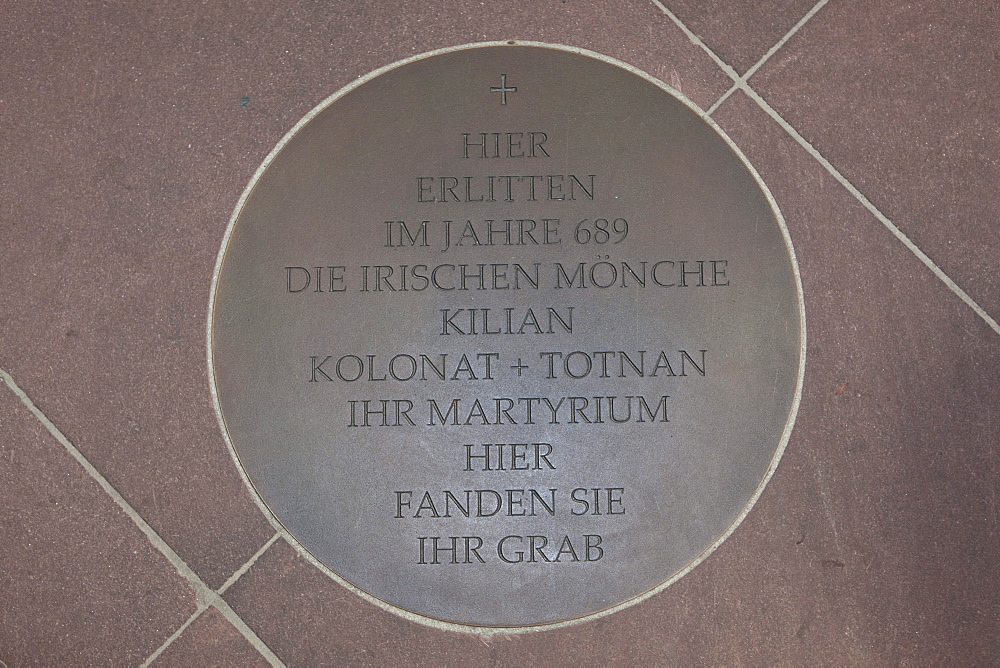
[210,43,804,629]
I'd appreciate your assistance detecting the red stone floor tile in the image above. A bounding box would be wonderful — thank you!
[662,0,819,74]
[0,384,196,664]
[151,607,269,667]
[718,90,996,662]
[0,0,730,593]
[222,539,494,664]
[750,0,1000,320]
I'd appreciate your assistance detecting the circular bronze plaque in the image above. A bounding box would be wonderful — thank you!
[210,43,804,628]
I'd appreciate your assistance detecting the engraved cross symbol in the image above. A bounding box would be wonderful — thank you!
[490,73,517,105]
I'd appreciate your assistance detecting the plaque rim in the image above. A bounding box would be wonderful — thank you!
[206,40,807,634]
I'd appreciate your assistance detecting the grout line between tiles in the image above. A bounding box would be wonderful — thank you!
[707,0,830,114]
[649,0,739,80]
[738,85,1000,336]
[141,604,210,667]
[143,532,280,665]
[651,1,1000,337]
[143,532,282,665]
[0,369,286,668]
[218,532,282,594]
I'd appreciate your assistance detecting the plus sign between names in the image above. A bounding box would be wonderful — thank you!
[490,73,517,105]
[510,358,529,376]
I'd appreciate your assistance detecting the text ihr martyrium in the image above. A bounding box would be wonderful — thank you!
[283,129,731,565]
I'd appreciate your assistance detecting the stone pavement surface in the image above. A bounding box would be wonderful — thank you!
[2,1,997,663]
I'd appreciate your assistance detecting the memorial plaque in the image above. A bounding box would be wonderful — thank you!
[209,43,804,628]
